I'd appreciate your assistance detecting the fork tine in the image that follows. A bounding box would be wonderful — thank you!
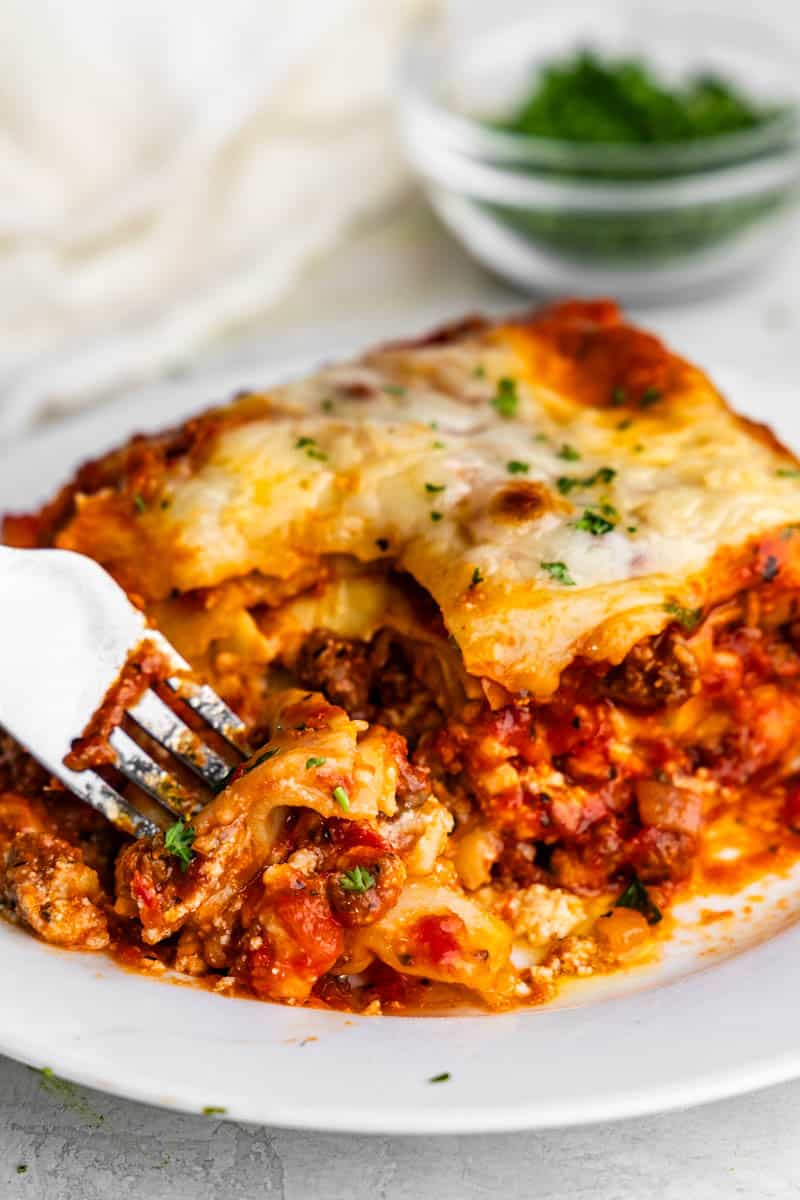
[109,727,196,817]
[63,767,160,838]
[166,677,249,751]
[145,630,248,752]
[127,687,233,792]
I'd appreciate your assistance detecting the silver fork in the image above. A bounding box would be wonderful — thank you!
[0,546,247,837]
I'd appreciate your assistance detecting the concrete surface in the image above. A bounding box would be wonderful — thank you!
[3,1053,800,1199]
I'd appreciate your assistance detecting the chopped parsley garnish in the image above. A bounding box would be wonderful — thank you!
[617,417,633,430]
[557,443,581,461]
[164,819,196,872]
[431,440,445,449]
[132,493,147,514]
[320,397,335,412]
[541,560,575,586]
[243,746,280,774]
[306,757,327,769]
[333,785,351,812]
[429,1072,451,1084]
[16,1165,27,1175]
[469,567,484,589]
[496,50,771,145]
[384,384,406,396]
[557,466,616,494]
[506,460,529,475]
[425,482,446,494]
[777,467,800,478]
[340,865,376,893]
[640,386,663,408]
[295,436,327,461]
[491,377,519,418]
[610,386,627,406]
[574,508,615,535]
[202,1106,227,1116]
[663,601,702,631]
[430,511,443,522]
[615,876,662,925]
[473,364,487,379]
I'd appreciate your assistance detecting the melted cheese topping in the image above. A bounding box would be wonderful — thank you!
[37,302,800,697]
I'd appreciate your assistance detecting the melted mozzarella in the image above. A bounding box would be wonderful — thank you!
[55,313,800,697]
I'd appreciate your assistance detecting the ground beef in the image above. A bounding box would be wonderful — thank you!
[603,629,699,710]
[295,632,374,718]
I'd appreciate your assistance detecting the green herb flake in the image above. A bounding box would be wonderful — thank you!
[574,509,615,536]
[469,567,484,589]
[557,443,581,462]
[491,377,519,418]
[663,601,703,631]
[506,460,530,475]
[132,493,147,514]
[777,467,800,478]
[429,1072,451,1084]
[243,746,280,774]
[305,757,327,770]
[295,435,328,462]
[164,819,196,871]
[202,1106,227,1116]
[384,384,406,396]
[321,397,335,413]
[558,466,616,494]
[473,365,487,379]
[431,440,445,449]
[425,482,446,494]
[640,387,663,408]
[430,511,443,522]
[541,561,576,586]
[340,865,376,894]
[615,876,662,925]
[16,1165,27,1175]
[617,417,633,431]
[610,386,627,407]
[333,785,351,812]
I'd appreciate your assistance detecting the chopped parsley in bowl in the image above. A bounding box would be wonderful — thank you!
[399,6,800,299]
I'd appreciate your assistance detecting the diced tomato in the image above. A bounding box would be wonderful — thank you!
[326,817,388,854]
[411,913,466,968]
[274,888,344,972]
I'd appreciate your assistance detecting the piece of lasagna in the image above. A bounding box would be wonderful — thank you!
[4,299,800,1013]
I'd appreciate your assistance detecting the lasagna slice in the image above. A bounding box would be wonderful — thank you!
[4,299,800,1012]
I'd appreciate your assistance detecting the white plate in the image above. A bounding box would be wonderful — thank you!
[2,357,800,1134]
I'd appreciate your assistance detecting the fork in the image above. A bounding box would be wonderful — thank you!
[0,545,247,838]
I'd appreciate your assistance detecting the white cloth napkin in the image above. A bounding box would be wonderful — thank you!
[0,0,430,437]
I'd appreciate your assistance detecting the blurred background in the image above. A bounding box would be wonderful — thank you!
[1,0,799,440]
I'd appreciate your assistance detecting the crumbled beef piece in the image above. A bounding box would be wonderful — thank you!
[603,629,699,710]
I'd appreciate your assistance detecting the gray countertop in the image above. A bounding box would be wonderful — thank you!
[3,1053,799,1199]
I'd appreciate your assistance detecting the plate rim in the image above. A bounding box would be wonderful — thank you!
[2,352,800,1134]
